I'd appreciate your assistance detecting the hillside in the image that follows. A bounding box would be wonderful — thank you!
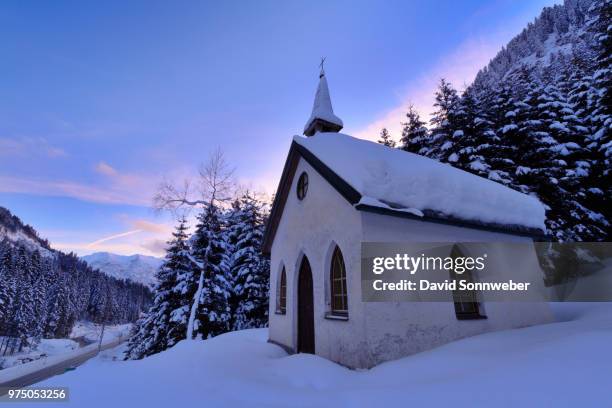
[473,0,597,88]
[400,0,610,242]
[82,252,161,288]
[0,206,151,353]
[0,207,53,257]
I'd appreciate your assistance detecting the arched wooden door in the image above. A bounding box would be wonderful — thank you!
[297,256,315,354]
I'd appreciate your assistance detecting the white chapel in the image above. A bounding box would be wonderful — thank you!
[263,68,553,369]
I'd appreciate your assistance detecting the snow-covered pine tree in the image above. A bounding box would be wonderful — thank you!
[399,105,429,155]
[0,247,16,332]
[125,217,197,359]
[429,79,460,161]
[585,0,611,240]
[188,202,231,340]
[12,246,36,351]
[226,192,270,331]
[441,87,490,173]
[30,250,48,344]
[460,86,498,178]
[377,128,396,147]
[44,273,71,338]
[526,78,578,239]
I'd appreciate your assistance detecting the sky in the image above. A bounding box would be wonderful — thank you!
[0,0,561,257]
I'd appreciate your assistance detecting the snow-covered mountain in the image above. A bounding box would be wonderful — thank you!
[473,0,597,88]
[82,252,162,287]
[0,207,152,344]
[402,0,610,242]
[0,206,55,257]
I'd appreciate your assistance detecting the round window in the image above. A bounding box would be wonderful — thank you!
[297,172,308,200]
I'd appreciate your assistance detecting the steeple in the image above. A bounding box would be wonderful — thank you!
[303,59,343,137]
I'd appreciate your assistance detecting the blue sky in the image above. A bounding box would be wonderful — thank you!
[0,0,559,256]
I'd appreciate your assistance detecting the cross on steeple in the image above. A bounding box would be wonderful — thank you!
[303,59,343,136]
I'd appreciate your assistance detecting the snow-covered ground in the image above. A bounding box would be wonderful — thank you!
[70,321,132,344]
[0,322,131,372]
[38,303,612,407]
[0,339,79,370]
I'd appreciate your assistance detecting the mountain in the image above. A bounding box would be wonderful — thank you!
[0,207,54,257]
[0,206,151,350]
[82,252,162,288]
[400,0,610,242]
[473,0,597,88]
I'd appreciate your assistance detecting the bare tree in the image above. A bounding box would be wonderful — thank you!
[153,148,236,340]
[153,148,235,214]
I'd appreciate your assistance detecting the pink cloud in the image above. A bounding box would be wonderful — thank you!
[0,175,153,206]
[95,161,119,176]
[0,137,67,158]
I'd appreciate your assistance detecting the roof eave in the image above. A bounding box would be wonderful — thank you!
[262,141,547,255]
[355,203,547,240]
[303,118,343,137]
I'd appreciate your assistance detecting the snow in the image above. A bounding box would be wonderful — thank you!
[469,160,487,171]
[303,73,343,133]
[0,323,131,384]
[501,124,518,133]
[0,225,55,258]
[515,166,532,175]
[36,303,612,407]
[70,321,133,344]
[440,140,453,151]
[0,339,78,369]
[356,196,424,217]
[295,133,545,231]
[82,252,162,287]
[0,323,131,372]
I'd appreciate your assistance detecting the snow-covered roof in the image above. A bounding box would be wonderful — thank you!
[294,132,546,232]
[303,73,343,134]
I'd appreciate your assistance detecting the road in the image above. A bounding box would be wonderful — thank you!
[0,336,127,392]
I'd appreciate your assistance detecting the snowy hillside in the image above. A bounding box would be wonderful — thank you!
[0,206,152,357]
[38,303,612,407]
[474,0,596,88]
[82,252,162,287]
[401,0,610,243]
[0,206,54,257]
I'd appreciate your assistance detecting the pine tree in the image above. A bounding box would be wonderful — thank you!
[377,128,396,148]
[429,79,460,161]
[188,202,231,340]
[44,274,70,338]
[442,88,487,171]
[585,0,612,240]
[226,192,270,331]
[125,217,197,359]
[0,248,16,330]
[12,246,36,350]
[488,82,521,187]
[458,86,497,178]
[399,105,429,155]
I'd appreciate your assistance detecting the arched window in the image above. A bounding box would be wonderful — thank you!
[330,246,348,316]
[276,267,287,314]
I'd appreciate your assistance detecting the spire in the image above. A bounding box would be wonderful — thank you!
[303,59,343,137]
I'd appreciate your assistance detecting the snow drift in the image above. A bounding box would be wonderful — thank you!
[38,303,612,407]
